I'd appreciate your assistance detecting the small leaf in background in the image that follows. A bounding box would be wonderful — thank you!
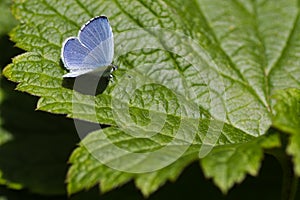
[0,0,17,35]
[0,86,21,190]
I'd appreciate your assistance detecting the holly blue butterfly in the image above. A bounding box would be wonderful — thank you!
[61,16,117,78]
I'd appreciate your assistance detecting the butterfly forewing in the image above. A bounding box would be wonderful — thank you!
[79,16,113,50]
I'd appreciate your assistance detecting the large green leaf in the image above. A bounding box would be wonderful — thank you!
[3,0,300,196]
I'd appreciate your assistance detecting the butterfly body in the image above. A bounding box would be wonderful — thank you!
[61,16,116,78]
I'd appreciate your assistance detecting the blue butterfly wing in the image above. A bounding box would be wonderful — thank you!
[79,17,113,50]
[62,38,99,70]
[62,16,114,77]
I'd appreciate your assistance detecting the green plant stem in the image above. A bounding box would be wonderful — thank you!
[280,153,298,200]
[266,137,298,200]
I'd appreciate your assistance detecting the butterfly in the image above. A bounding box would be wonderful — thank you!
[61,16,117,78]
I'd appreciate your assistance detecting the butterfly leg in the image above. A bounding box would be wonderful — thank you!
[108,64,118,82]
[109,73,115,82]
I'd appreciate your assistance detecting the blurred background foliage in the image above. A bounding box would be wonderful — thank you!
[0,0,299,199]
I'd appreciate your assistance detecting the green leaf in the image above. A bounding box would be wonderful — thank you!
[67,127,201,196]
[0,0,17,35]
[3,0,300,196]
[272,89,300,135]
[272,88,300,175]
[201,133,280,193]
[67,122,256,195]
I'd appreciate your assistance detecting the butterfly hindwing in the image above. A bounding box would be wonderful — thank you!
[61,16,114,77]
[62,38,99,70]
